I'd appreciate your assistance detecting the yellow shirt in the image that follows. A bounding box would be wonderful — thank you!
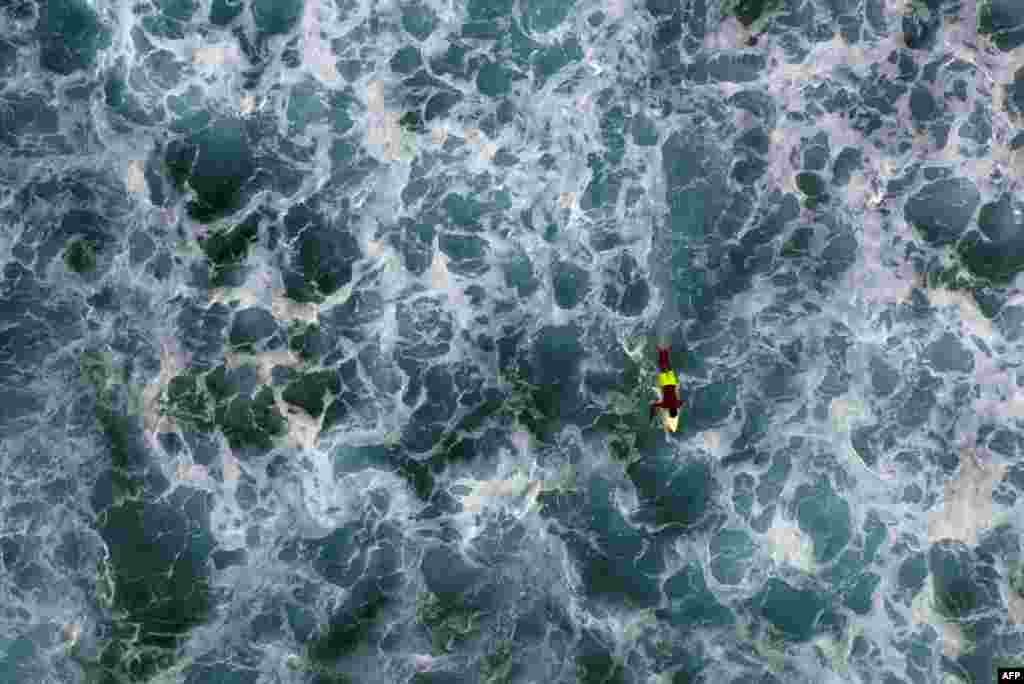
[657,370,678,387]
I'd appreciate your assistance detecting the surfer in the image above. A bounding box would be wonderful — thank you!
[650,345,684,430]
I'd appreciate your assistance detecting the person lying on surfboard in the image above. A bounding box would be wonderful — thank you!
[650,345,684,428]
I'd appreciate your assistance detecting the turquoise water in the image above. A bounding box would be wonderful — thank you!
[1,0,1024,682]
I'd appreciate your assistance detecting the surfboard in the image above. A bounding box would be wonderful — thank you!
[653,387,679,433]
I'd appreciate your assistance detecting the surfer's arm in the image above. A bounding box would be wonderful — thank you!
[649,401,663,420]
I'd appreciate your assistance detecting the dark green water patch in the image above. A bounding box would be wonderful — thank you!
[751,578,827,642]
[629,459,714,529]
[252,0,303,35]
[165,370,216,431]
[402,0,438,39]
[282,370,341,418]
[904,177,980,246]
[979,0,1024,51]
[94,493,215,676]
[281,199,361,303]
[659,562,735,629]
[552,259,590,310]
[631,113,658,146]
[307,585,389,661]
[538,477,664,608]
[204,363,259,403]
[796,171,829,208]
[793,477,851,564]
[843,572,881,615]
[37,0,111,75]
[79,349,216,681]
[575,629,627,684]
[954,233,1024,287]
[79,350,155,496]
[709,528,756,586]
[503,249,539,298]
[165,118,256,222]
[902,0,942,51]
[728,0,781,27]
[756,452,791,506]
[1011,561,1024,597]
[200,212,259,284]
[942,192,1024,286]
[209,0,244,24]
[532,36,582,86]
[929,540,1002,621]
[216,386,286,450]
[416,589,484,653]
[162,364,286,452]
[64,238,97,274]
[288,321,326,361]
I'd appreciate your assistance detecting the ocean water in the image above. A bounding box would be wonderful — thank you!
[2,0,1024,682]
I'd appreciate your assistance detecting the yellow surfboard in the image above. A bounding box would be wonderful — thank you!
[652,387,679,433]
